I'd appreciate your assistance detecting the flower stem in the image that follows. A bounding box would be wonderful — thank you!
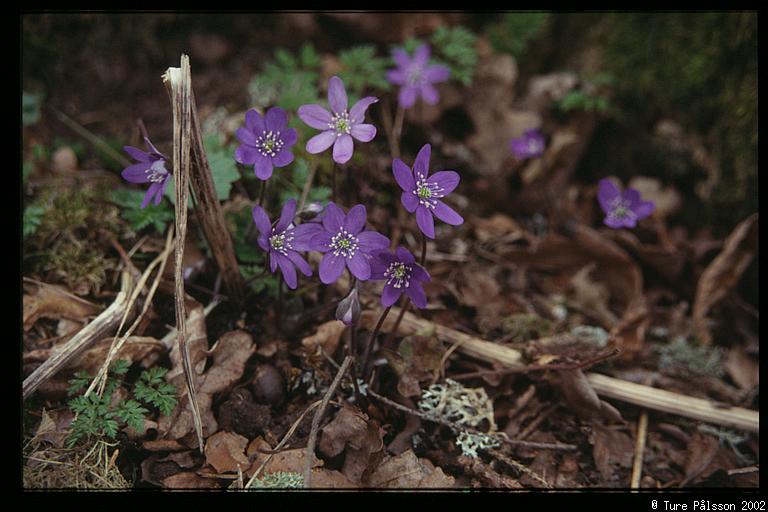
[420,233,427,266]
[362,305,392,381]
[393,104,405,155]
[331,160,338,204]
[257,180,267,207]
[276,278,283,327]
[383,297,411,348]
[346,278,361,402]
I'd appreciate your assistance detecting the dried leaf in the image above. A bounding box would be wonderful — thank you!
[301,320,346,356]
[692,214,758,344]
[162,472,220,489]
[367,450,455,488]
[723,344,759,390]
[558,369,624,424]
[204,431,250,473]
[318,406,385,483]
[590,423,634,481]
[200,331,256,394]
[681,431,720,486]
[385,335,446,398]
[627,176,682,219]
[23,282,101,331]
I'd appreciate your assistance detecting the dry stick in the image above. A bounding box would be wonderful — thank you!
[366,387,576,452]
[22,270,135,400]
[489,449,552,489]
[164,56,205,453]
[630,411,649,491]
[361,305,392,381]
[243,399,322,488]
[359,307,760,433]
[47,105,131,168]
[304,355,353,488]
[297,160,319,214]
[188,81,245,307]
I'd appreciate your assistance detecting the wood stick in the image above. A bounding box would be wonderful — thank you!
[23,270,135,399]
[164,55,205,452]
[630,411,648,491]
[360,308,759,433]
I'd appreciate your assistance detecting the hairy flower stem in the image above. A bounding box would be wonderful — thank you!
[346,278,361,402]
[276,278,283,327]
[331,161,338,204]
[257,180,267,207]
[362,305,392,381]
[393,104,405,144]
[420,233,427,266]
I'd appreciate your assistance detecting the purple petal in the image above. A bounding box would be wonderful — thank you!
[291,223,324,251]
[429,170,460,197]
[252,205,272,236]
[370,261,387,280]
[332,134,354,165]
[604,215,629,229]
[398,86,418,109]
[357,230,390,252]
[236,127,258,146]
[349,96,378,123]
[381,284,402,308]
[306,130,336,154]
[159,177,172,201]
[275,253,298,289]
[395,246,415,264]
[413,144,431,178]
[286,250,312,277]
[347,251,371,281]
[265,107,288,133]
[413,44,431,67]
[420,84,439,105]
[327,76,348,114]
[322,202,345,233]
[257,234,269,252]
[597,179,621,213]
[634,201,656,220]
[124,146,149,163]
[350,123,376,143]
[309,231,333,252]
[392,48,411,69]
[343,204,367,234]
[282,128,298,147]
[254,154,273,181]
[269,252,278,273]
[122,163,150,183]
[433,201,464,226]
[276,198,297,232]
[411,264,430,283]
[319,252,345,284]
[401,190,418,213]
[510,139,531,160]
[141,182,162,209]
[415,205,435,239]
[386,69,406,85]
[298,104,333,130]
[245,110,265,134]
[272,149,294,168]
[424,64,450,83]
[405,281,427,309]
[392,159,415,191]
[235,145,259,165]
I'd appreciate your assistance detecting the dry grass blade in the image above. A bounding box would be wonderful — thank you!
[164,54,205,453]
[23,270,135,400]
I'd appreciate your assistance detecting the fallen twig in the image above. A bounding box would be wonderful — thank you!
[630,411,648,491]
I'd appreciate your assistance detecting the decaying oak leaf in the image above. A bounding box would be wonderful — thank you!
[367,449,455,488]
[23,281,101,331]
[246,442,356,488]
[318,405,385,483]
[204,431,250,473]
[557,369,624,424]
[692,213,758,345]
[589,423,634,481]
[162,472,220,489]
[681,431,721,486]
[33,408,74,448]
[385,335,446,398]
[301,320,346,357]
[70,336,166,374]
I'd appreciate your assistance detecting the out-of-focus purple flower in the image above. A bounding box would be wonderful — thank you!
[597,178,656,229]
[392,143,463,239]
[510,129,546,160]
[235,107,297,181]
[335,283,361,326]
[121,136,172,208]
[386,44,450,109]
[298,76,378,165]
[308,202,390,284]
[252,198,320,289]
[370,246,431,309]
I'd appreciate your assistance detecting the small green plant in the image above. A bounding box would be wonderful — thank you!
[23,205,46,238]
[23,90,44,127]
[338,45,392,97]
[486,12,549,57]
[66,360,177,447]
[248,43,322,113]
[658,336,724,378]
[430,26,478,86]
[111,188,175,233]
[249,471,304,489]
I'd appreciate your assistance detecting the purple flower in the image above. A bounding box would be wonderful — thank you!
[298,76,378,165]
[510,129,546,160]
[335,283,361,326]
[121,136,172,208]
[235,107,297,181]
[597,178,656,229]
[308,202,390,284]
[386,44,451,109]
[392,143,463,239]
[252,198,320,289]
[371,247,431,309]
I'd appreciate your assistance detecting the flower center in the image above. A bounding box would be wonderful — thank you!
[528,139,542,154]
[330,228,359,258]
[146,159,169,183]
[269,230,293,256]
[385,262,412,289]
[412,172,444,209]
[257,130,284,158]
[329,110,352,136]
[406,64,425,86]
[608,197,636,221]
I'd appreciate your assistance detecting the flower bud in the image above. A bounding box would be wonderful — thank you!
[335,284,361,326]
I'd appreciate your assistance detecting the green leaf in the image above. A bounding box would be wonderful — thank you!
[23,205,46,238]
[338,45,392,95]
[431,26,478,86]
[112,187,175,233]
[23,91,43,127]
[114,399,149,433]
[67,371,92,396]
[110,359,131,376]
[486,12,549,57]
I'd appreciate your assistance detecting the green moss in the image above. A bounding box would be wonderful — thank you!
[500,313,554,343]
